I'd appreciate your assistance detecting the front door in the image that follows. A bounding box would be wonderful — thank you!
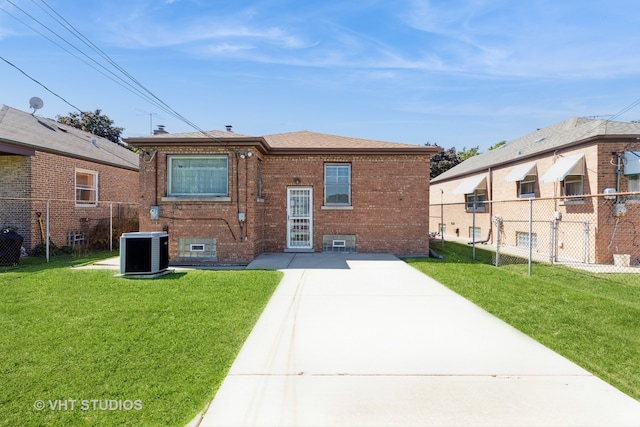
[287,187,313,250]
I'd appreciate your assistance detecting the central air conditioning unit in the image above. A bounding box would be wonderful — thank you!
[120,232,169,275]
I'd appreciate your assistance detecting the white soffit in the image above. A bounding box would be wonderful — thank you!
[504,161,537,182]
[624,151,640,175]
[452,175,487,195]
[539,154,584,184]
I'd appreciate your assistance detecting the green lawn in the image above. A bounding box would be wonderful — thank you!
[0,253,282,426]
[407,242,640,402]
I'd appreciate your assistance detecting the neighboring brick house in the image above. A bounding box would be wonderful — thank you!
[430,117,640,265]
[0,104,139,251]
[127,129,440,264]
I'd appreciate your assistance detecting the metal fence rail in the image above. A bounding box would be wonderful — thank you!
[430,192,640,275]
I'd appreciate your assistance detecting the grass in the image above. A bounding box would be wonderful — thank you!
[0,252,282,426]
[407,242,640,402]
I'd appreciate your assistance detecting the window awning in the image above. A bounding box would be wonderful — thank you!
[539,155,584,184]
[503,161,537,182]
[452,175,487,195]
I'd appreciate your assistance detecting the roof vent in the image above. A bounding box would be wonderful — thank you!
[534,137,545,143]
[225,125,233,132]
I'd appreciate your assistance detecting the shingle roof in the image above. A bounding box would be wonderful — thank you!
[127,129,439,155]
[0,105,139,170]
[263,131,423,150]
[432,117,640,183]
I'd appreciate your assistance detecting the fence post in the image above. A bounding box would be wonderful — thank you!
[440,195,444,250]
[584,221,590,264]
[528,199,533,277]
[494,214,501,267]
[472,197,476,260]
[45,199,50,263]
[110,202,113,252]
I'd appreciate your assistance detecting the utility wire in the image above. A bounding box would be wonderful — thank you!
[1,1,177,118]
[0,56,82,112]
[2,0,218,138]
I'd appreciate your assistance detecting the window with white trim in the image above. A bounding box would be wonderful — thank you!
[168,155,228,197]
[75,169,98,206]
[518,175,536,198]
[324,163,351,205]
[465,191,486,212]
[563,175,584,198]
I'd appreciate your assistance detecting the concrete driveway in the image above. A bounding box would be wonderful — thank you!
[195,253,640,426]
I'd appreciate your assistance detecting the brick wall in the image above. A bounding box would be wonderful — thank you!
[0,150,139,250]
[430,139,640,263]
[138,145,432,263]
[262,153,431,256]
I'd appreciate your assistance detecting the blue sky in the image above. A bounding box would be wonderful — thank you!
[2,0,640,151]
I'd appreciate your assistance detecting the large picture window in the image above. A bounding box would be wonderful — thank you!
[75,169,98,206]
[168,155,228,197]
[324,163,351,205]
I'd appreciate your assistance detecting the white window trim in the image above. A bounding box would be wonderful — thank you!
[324,163,351,206]
[518,175,536,198]
[562,174,584,202]
[167,155,229,197]
[465,191,486,212]
[75,169,98,207]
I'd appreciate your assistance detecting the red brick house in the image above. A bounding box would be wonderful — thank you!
[127,129,439,264]
[0,104,139,251]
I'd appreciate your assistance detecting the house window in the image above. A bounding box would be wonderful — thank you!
[75,169,98,206]
[519,175,536,198]
[517,232,537,250]
[465,191,486,212]
[563,175,584,199]
[628,175,640,200]
[257,158,263,199]
[168,155,228,197]
[324,163,351,205]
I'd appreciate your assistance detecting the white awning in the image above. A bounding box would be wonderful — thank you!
[539,155,584,184]
[503,161,537,182]
[452,175,487,195]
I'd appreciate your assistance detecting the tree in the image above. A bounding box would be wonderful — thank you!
[57,109,124,144]
[427,144,460,179]
[457,146,480,162]
[488,140,506,151]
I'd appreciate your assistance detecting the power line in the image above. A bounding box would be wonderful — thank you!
[5,0,216,137]
[0,55,82,112]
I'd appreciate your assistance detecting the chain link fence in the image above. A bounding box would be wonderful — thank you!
[430,192,640,274]
[0,197,139,264]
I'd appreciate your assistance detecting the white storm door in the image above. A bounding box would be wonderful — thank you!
[287,187,313,249]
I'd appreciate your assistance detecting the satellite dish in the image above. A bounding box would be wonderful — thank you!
[29,97,44,115]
